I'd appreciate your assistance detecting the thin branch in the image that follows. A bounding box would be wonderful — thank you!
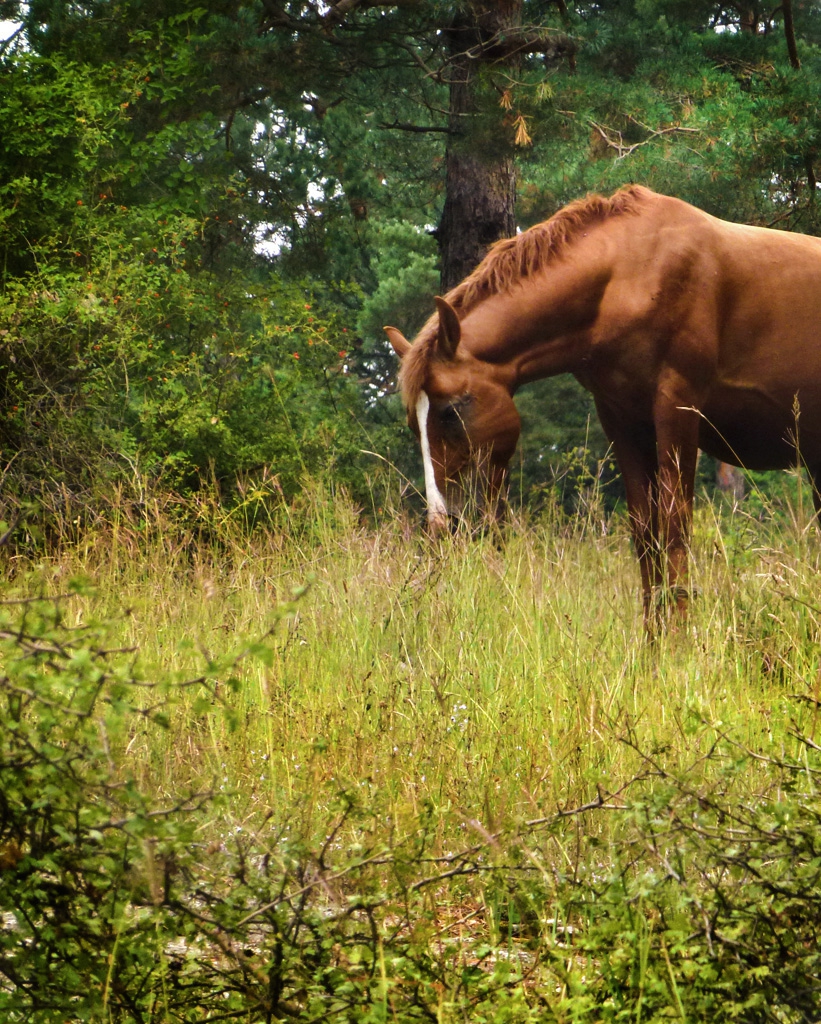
[0,515,20,548]
[377,120,453,134]
[234,848,396,927]
[234,779,645,927]
[788,730,821,753]
[449,26,577,67]
[589,118,700,160]
[765,200,810,227]
[394,39,444,82]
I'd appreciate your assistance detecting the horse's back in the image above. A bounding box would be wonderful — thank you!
[594,192,821,469]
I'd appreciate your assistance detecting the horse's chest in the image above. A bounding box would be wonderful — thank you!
[575,361,656,420]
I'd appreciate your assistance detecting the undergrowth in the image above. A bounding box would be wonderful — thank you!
[1,476,821,1021]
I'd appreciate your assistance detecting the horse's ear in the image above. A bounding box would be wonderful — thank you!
[384,326,412,359]
[434,296,461,360]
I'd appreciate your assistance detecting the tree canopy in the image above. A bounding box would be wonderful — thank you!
[2,0,821,525]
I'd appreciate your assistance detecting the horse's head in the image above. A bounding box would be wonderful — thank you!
[385,296,520,534]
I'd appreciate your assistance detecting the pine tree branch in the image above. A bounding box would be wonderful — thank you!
[0,25,23,56]
[449,26,577,65]
[395,39,446,83]
[588,118,699,160]
[377,120,453,134]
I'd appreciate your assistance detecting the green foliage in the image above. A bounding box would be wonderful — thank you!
[0,48,377,522]
[356,220,440,399]
[518,1,821,231]
[8,2,821,524]
[513,376,618,510]
[554,730,821,1023]
[0,591,209,1020]
[0,203,366,503]
[9,5,821,1017]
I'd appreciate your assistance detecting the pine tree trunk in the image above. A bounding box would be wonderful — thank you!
[737,6,758,33]
[438,2,521,292]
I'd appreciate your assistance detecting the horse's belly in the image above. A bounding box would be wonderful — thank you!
[701,386,821,469]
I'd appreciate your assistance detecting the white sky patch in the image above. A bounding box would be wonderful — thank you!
[415,391,449,523]
[0,19,23,43]
[254,223,288,258]
[253,179,343,258]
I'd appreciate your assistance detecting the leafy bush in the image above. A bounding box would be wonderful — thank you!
[0,588,210,1020]
[548,724,821,1022]
[0,51,382,534]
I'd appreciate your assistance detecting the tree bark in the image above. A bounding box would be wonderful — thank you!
[437,2,521,292]
[783,0,801,69]
[735,5,758,33]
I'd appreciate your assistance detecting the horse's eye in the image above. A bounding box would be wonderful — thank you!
[438,395,471,435]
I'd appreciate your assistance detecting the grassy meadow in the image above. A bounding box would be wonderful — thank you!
[4,473,821,1021]
[16,478,821,831]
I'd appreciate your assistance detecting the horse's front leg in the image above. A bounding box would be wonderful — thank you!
[654,398,701,617]
[613,437,662,630]
[596,408,661,630]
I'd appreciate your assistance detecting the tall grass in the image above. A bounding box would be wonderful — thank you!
[6,471,820,849]
[6,472,821,1021]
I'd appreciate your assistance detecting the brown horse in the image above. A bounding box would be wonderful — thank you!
[385,185,821,623]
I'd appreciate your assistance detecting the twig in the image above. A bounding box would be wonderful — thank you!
[788,730,821,752]
[234,849,396,928]
[588,118,699,160]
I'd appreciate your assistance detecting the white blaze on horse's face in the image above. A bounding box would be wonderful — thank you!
[415,390,450,529]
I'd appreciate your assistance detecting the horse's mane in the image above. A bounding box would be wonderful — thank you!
[399,183,655,410]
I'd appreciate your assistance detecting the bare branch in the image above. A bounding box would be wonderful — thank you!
[378,120,453,134]
[589,118,700,160]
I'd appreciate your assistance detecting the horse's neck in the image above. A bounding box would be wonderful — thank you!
[463,263,607,389]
